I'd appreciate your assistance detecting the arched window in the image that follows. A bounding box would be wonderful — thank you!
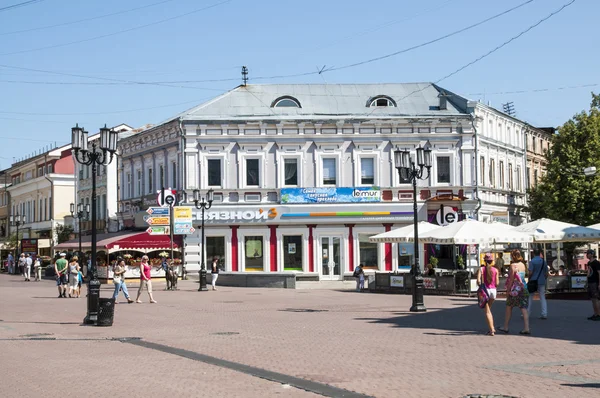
[367,95,397,107]
[271,96,301,108]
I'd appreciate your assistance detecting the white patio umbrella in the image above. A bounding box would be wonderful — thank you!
[418,219,533,245]
[587,222,600,231]
[513,218,600,242]
[369,222,441,243]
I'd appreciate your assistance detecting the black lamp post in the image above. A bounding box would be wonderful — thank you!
[10,213,25,275]
[193,188,214,291]
[394,146,432,312]
[70,202,90,262]
[71,124,118,325]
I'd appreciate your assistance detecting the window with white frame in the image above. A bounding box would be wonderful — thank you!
[136,170,142,196]
[516,166,522,191]
[148,168,153,193]
[489,159,496,187]
[322,158,337,185]
[359,233,379,268]
[480,157,485,185]
[245,236,263,270]
[47,163,53,173]
[171,161,177,188]
[499,161,505,189]
[207,159,222,187]
[159,165,164,188]
[126,173,132,199]
[437,156,451,184]
[360,157,375,185]
[246,159,260,186]
[508,163,513,191]
[283,158,298,186]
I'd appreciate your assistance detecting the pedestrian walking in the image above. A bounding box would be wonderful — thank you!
[33,254,42,281]
[23,254,32,281]
[18,253,26,277]
[498,249,530,335]
[135,255,157,304]
[353,263,365,292]
[112,259,134,304]
[585,249,600,321]
[211,256,220,290]
[68,256,81,298]
[54,253,69,298]
[7,253,14,274]
[478,253,499,336]
[527,248,548,320]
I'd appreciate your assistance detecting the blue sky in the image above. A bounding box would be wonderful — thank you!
[0,0,596,167]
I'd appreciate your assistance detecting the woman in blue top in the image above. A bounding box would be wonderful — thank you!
[498,249,530,335]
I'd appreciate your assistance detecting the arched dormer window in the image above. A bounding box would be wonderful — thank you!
[367,95,397,108]
[271,96,301,108]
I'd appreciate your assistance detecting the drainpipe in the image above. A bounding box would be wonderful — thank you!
[43,153,55,251]
[177,118,187,279]
[470,114,482,219]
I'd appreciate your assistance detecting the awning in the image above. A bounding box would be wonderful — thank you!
[54,231,182,253]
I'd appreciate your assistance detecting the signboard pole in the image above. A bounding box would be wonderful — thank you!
[170,205,174,272]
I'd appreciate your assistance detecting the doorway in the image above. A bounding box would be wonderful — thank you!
[320,236,341,280]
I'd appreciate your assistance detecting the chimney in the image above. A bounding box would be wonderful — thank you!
[438,91,447,110]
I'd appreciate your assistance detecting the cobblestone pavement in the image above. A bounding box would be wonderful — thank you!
[1,274,599,398]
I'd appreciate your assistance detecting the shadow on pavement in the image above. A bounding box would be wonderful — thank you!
[561,383,600,388]
[357,297,599,345]
[0,320,80,325]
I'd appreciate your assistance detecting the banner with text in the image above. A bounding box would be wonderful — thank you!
[280,187,381,204]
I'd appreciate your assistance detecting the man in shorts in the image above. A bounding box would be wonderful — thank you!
[585,249,600,320]
[54,253,69,298]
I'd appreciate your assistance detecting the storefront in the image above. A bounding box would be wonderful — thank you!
[185,201,426,280]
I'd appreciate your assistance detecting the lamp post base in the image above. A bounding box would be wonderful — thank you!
[410,274,427,312]
[198,266,208,291]
[83,278,101,325]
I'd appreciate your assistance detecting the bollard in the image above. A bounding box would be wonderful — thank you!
[199,265,208,291]
[84,278,101,325]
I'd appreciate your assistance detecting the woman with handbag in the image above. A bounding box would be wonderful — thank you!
[477,253,499,335]
[112,259,134,304]
[498,249,530,335]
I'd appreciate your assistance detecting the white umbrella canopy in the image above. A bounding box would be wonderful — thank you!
[369,222,441,243]
[587,222,600,231]
[514,218,600,242]
[418,219,533,245]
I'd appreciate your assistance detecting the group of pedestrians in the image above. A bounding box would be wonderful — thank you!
[478,247,600,335]
[112,255,157,304]
[54,253,83,298]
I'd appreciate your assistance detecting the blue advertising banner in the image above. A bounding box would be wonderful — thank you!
[280,187,381,204]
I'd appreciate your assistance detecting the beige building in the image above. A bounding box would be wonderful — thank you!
[525,127,554,188]
[6,144,75,256]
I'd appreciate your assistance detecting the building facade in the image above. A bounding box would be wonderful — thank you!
[117,121,181,230]
[525,127,554,189]
[0,169,11,259]
[6,145,75,256]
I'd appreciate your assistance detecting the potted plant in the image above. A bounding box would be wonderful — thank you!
[429,256,439,269]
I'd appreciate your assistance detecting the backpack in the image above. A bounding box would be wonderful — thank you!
[352,267,360,278]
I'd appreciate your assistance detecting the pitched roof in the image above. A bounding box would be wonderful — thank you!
[174,83,470,122]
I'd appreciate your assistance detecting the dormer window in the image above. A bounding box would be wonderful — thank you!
[367,95,397,107]
[271,96,301,108]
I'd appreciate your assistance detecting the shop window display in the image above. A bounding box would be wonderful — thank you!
[245,236,263,270]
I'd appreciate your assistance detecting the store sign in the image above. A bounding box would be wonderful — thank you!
[571,276,587,289]
[280,187,381,204]
[436,206,458,226]
[173,206,194,235]
[390,275,404,288]
[21,239,38,253]
[194,208,278,222]
[492,212,510,224]
[147,226,170,235]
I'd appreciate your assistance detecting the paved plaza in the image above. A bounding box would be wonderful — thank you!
[1,274,599,398]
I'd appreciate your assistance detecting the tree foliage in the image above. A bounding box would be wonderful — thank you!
[527,93,600,226]
[54,224,74,244]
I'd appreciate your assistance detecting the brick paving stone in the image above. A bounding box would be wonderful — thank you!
[1,273,600,398]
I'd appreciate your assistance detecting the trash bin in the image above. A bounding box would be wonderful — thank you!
[97,298,115,327]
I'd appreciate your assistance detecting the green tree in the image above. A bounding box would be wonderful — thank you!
[527,93,600,226]
[54,224,74,244]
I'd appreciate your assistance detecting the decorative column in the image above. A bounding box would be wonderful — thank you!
[269,225,277,272]
[307,225,316,272]
[230,226,239,272]
[346,224,354,272]
[384,223,393,271]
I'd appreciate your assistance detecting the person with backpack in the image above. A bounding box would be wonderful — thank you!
[477,253,499,335]
[353,263,365,292]
[527,248,548,320]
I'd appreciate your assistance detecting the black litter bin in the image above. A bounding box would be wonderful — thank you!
[97,298,115,327]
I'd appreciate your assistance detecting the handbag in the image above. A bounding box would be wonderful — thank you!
[527,260,544,293]
[113,276,122,284]
[477,267,490,308]
[509,272,524,297]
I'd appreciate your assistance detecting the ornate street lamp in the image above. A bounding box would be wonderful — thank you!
[394,146,432,312]
[71,124,118,325]
[70,202,90,263]
[193,188,214,291]
[10,213,25,275]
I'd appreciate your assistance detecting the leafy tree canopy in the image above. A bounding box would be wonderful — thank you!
[527,93,600,226]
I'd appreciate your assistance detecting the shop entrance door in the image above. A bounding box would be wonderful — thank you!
[320,236,341,280]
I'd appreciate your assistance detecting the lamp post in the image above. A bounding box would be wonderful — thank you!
[193,188,214,291]
[70,202,90,262]
[10,213,25,275]
[394,146,432,312]
[71,124,118,325]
